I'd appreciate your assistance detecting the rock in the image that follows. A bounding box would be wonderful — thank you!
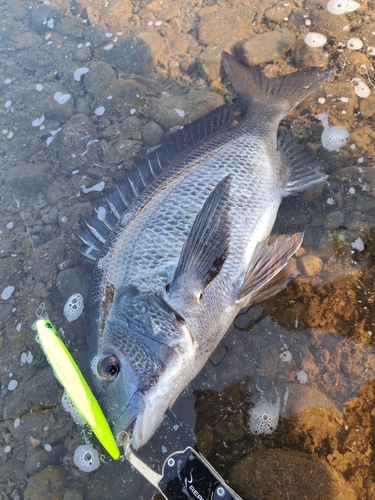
[51,114,98,172]
[12,6,27,21]
[325,211,345,229]
[83,25,108,48]
[72,45,91,63]
[295,43,329,69]
[228,448,356,500]
[56,268,88,299]
[63,490,83,500]
[359,92,375,119]
[197,43,233,81]
[236,28,296,66]
[29,3,62,35]
[13,30,42,50]
[56,17,84,41]
[299,254,323,277]
[75,97,91,115]
[20,82,75,122]
[24,444,65,475]
[97,79,146,118]
[97,0,132,29]
[84,61,116,96]
[318,82,357,125]
[141,121,164,147]
[101,28,165,75]
[3,368,60,421]
[265,1,294,23]
[197,6,255,47]
[24,466,67,500]
[308,8,348,38]
[33,282,49,298]
[3,163,53,197]
[148,89,225,130]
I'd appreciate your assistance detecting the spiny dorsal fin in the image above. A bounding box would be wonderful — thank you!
[279,137,328,195]
[168,175,232,305]
[75,104,233,261]
[236,233,303,303]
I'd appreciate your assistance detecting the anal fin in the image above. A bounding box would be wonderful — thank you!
[236,233,303,303]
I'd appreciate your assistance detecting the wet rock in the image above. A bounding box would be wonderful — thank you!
[13,30,42,50]
[97,79,146,118]
[24,444,65,475]
[83,25,108,48]
[75,97,91,115]
[29,3,61,35]
[12,6,27,21]
[3,368,60,421]
[308,8,348,38]
[299,254,323,276]
[236,28,296,66]
[148,90,225,130]
[360,22,375,46]
[197,43,233,81]
[295,43,329,69]
[141,121,164,147]
[0,454,27,484]
[101,28,164,75]
[265,1,294,23]
[33,282,49,298]
[84,61,116,96]
[325,211,345,229]
[97,0,132,28]
[319,82,357,126]
[19,55,40,71]
[56,17,84,41]
[21,82,75,122]
[359,92,375,119]
[197,6,255,47]
[63,490,83,500]
[72,45,91,63]
[3,163,53,197]
[24,466,67,500]
[52,114,98,172]
[228,448,356,500]
[56,268,88,299]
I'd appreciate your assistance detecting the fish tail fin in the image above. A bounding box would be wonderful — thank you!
[222,52,330,117]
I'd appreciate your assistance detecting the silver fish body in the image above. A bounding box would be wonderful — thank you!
[81,53,330,449]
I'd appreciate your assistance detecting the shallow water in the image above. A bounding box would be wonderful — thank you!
[1,0,375,498]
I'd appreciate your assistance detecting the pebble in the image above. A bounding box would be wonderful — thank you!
[20,82,75,122]
[24,444,65,475]
[23,466,67,500]
[13,30,42,50]
[141,121,164,147]
[98,79,146,118]
[299,254,323,277]
[295,43,329,69]
[4,162,54,197]
[83,25,108,48]
[197,42,233,81]
[72,45,92,63]
[197,6,255,47]
[56,268,88,299]
[148,90,225,130]
[236,28,295,66]
[308,7,349,38]
[84,61,116,96]
[29,4,61,35]
[325,211,345,229]
[101,28,165,76]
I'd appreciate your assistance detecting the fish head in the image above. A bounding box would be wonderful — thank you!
[90,284,189,450]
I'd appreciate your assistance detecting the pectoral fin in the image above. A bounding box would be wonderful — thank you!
[168,175,232,304]
[236,233,303,303]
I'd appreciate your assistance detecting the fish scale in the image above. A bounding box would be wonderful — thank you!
[81,52,330,450]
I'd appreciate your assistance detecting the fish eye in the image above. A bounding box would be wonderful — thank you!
[98,355,120,380]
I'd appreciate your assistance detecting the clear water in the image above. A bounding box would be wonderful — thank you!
[1,0,375,498]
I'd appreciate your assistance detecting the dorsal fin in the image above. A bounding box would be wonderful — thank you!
[74,104,233,260]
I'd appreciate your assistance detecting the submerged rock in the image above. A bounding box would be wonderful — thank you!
[228,448,356,500]
[236,28,296,66]
[101,28,165,75]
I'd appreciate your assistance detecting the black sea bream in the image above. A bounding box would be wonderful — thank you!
[77,52,329,450]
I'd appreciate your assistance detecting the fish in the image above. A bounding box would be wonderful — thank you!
[75,52,330,450]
